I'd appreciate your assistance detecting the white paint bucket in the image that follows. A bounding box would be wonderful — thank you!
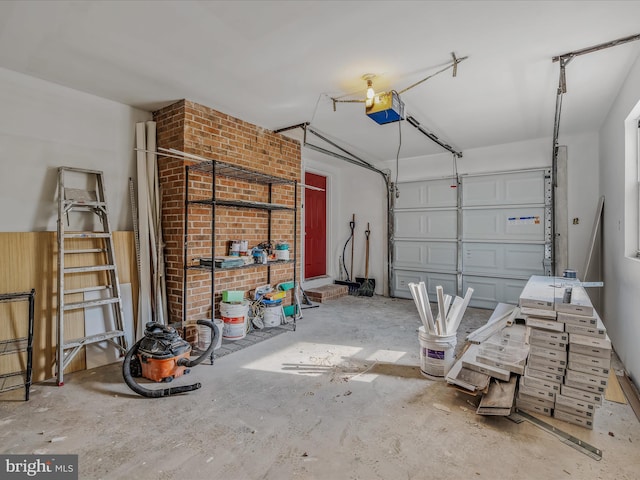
[275,249,290,261]
[418,326,457,378]
[220,301,249,340]
[197,319,223,350]
[262,304,282,327]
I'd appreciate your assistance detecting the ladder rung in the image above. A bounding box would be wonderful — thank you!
[63,297,121,311]
[65,248,106,254]
[64,265,115,274]
[63,330,125,349]
[64,233,111,239]
[63,201,106,208]
[64,286,110,295]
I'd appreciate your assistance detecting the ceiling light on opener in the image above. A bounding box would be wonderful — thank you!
[363,73,376,100]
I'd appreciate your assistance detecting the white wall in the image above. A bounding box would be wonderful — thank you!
[303,148,388,295]
[0,67,151,232]
[599,53,640,383]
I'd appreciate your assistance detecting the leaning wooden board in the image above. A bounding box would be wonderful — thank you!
[477,376,518,415]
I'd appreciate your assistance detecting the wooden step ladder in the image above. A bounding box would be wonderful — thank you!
[56,167,127,386]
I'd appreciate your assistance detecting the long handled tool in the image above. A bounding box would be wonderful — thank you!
[335,214,360,294]
[356,223,374,297]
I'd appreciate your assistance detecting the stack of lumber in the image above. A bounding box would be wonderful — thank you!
[446,303,527,414]
[517,275,610,429]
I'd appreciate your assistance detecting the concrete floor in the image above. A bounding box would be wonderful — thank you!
[1,295,639,479]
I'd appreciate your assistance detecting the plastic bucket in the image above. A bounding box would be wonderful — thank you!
[198,319,223,350]
[184,320,199,348]
[275,250,290,260]
[220,301,249,340]
[418,326,457,378]
[263,304,282,327]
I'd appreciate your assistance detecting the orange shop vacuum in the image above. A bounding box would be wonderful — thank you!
[122,320,217,398]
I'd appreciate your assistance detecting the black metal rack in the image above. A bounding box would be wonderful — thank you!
[0,289,35,401]
[183,159,298,330]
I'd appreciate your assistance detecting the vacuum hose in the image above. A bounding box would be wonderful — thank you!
[177,320,217,368]
[122,319,217,398]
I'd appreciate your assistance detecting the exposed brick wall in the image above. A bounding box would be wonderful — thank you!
[154,100,301,324]
[153,101,186,323]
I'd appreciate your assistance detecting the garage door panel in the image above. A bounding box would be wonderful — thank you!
[463,207,544,241]
[394,241,457,270]
[395,210,457,239]
[393,270,457,299]
[395,179,457,209]
[463,243,545,276]
[463,275,528,309]
[462,171,545,206]
[393,169,550,306]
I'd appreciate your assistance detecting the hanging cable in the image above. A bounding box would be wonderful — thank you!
[451,153,459,188]
[393,90,402,198]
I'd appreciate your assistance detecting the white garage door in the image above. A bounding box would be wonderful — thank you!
[392,169,552,308]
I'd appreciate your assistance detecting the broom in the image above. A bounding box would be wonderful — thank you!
[356,223,374,297]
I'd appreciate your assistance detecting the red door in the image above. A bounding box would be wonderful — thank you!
[304,172,327,279]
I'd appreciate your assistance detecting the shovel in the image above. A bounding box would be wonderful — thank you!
[356,223,374,296]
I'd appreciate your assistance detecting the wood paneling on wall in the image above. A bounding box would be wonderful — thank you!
[0,232,138,383]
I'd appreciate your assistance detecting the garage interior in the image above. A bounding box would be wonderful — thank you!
[1,1,640,479]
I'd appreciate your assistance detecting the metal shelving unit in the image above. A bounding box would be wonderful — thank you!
[183,159,298,331]
[0,289,35,401]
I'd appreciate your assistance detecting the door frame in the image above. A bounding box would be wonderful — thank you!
[303,171,328,280]
[302,167,333,285]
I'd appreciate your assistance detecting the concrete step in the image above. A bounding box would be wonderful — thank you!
[304,284,348,303]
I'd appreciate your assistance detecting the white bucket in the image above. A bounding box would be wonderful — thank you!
[220,301,249,340]
[418,326,457,378]
[275,250,290,261]
[262,304,282,327]
[198,319,223,350]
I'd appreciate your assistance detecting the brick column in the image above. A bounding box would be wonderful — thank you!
[154,100,301,324]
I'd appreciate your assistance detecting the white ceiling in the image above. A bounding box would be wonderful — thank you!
[1,1,640,162]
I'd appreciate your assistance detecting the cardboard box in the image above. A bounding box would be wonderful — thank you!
[516,399,552,417]
[555,393,596,412]
[560,384,603,406]
[524,365,563,383]
[529,328,569,344]
[529,337,568,351]
[518,381,556,401]
[520,307,557,319]
[554,286,594,317]
[565,368,609,389]
[528,355,566,374]
[556,311,597,326]
[564,313,606,338]
[567,361,609,379]
[568,333,612,359]
[519,275,557,310]
[553,409,594,429]
[520,374,561,393]
[554,402,595,419]
[563,377,606,394]
[529,345,567,363]
[517,392,554,409]
[525,317,565,332]
[568,351,611,370]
